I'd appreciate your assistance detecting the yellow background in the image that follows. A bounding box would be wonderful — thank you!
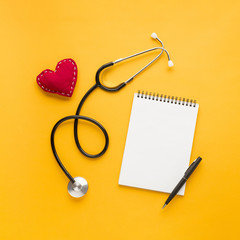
[0,0,239,239]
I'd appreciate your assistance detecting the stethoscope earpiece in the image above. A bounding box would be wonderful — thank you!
[67,177,88,198]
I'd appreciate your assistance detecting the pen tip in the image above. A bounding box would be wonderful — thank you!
[162,204,166,209]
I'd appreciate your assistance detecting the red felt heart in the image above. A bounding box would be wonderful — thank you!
[36,58,77,97]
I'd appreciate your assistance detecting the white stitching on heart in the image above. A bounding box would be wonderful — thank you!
[37,59,77,97]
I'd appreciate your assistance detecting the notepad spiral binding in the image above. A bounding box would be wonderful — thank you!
[137,90,197,107]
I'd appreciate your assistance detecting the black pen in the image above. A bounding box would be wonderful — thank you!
[162,157,202,209]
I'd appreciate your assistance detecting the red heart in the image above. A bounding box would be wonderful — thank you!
[36,58,77,97]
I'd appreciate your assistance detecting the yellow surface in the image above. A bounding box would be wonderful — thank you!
[0,0,239,239]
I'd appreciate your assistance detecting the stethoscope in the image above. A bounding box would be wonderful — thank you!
[50,33,173,198]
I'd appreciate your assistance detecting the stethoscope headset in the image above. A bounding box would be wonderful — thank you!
[51,33,174,198]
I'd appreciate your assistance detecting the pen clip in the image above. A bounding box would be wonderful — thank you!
[184,157,202,176]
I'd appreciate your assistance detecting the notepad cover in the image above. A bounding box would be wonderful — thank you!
[119,92,199,195]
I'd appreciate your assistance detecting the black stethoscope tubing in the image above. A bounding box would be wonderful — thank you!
[51,62,125,183]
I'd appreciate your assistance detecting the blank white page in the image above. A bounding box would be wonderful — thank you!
[119,93,199,195]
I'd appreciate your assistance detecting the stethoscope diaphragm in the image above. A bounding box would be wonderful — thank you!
[67,177,88,198]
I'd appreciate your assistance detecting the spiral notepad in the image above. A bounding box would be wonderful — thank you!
[119,91,199,195]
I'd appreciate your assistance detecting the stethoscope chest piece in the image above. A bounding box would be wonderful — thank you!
[67,177,88,198]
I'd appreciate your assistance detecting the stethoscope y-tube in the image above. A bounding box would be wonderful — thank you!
[50,33,173,198]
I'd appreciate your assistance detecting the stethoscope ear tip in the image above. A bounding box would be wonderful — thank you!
[151,32,158,39]
[67,177,88,198]
[168,60,174,67]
